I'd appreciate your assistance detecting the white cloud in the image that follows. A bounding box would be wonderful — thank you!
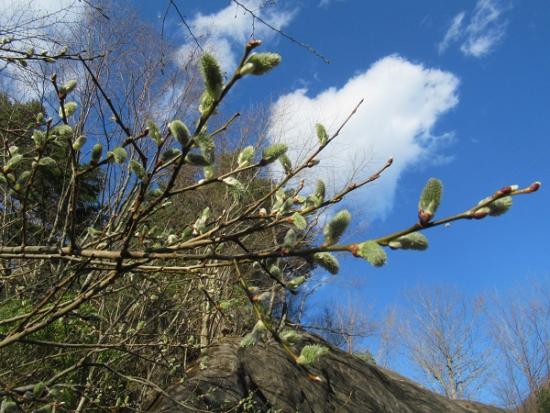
[0,0,84,100]
[268,56,459,220]
[461,0,507,57]
[438,0,508,58]
[438,12,466,54]
[176,1,297,71]
[0,0,82,27]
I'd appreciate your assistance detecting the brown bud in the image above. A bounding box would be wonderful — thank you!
[418,209,433,226]
[472,207,490,219]
[247,39,262,50]
[496,185,513,196]
[528,181,541,192]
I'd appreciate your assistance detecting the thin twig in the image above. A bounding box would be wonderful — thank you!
[231,0,330,64]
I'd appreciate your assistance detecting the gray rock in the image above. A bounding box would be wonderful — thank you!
[146,334,505,413]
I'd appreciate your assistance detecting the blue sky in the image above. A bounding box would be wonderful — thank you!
[128,1,549,309]
[1,0,548,403]
[130,0,550,401]
[129,1,550,399]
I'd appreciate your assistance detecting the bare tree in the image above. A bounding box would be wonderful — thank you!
[309,296,377,354]
[374,306,398,368]
[399,286,493,400]
[488,279,550,412]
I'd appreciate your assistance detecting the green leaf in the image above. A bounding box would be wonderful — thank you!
[5,154,23,172]
[147,120,163,146]
[283,228,297,248]
[279,154,292,174]
[168,120,190,146]
[240,53,281,76]
[193,207,210,234]
[37,157,57,168]
[280,329,300,343]
[355,241,387,267]
[59,101,77,118]
[129,160,146,180]
[91,143,102,163]
[239,332,256,348]
[487,196,512,216]
[304,194,322,209]
[316,123,328,145]
[16,170,31,185]
[297,344,329,365]
[200,53,223,98]
[52,124,73,139]
[418,178,443,224]
[315,180,326,202]
[274,188,285,203]
[269,264,283,279]
[287,276,306,289]
[323,210,351,246]
[222,177,244,191]
[160,148,182,163]
[313,252,339,275]
[203,165,215,179]
[32,130,46,147]
[185,153,211,166]
[292,212,307,230]
[388,232,428,250]
[108,147,127,164]
[237,145,255,168]
[239,320,267,348]
[195,133,214,160]
[262,143,287,164]
[280,198,293,215]
[180,227,193,242]
[272,190,291,214]
[198,91,216,116]
[72,135,86,151]
[59,79,77,95]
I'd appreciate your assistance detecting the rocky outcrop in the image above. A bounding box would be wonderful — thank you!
[146,334,505,413]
